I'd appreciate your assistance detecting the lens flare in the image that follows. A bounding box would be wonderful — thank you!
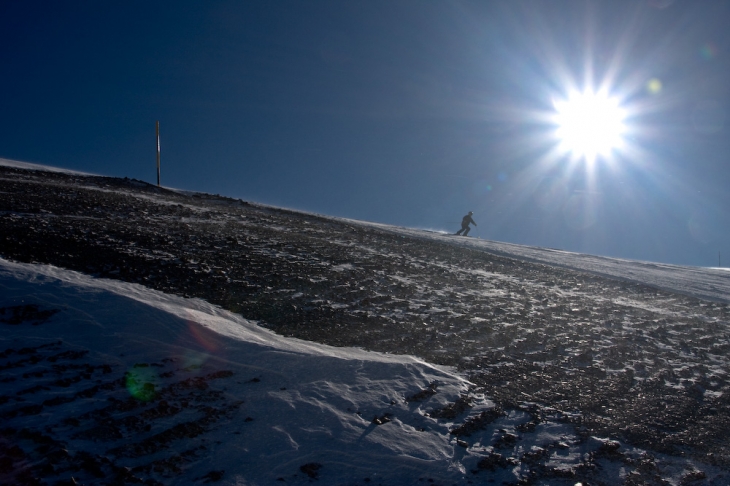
[187,319,222,353]
[700,42,718,60]
[553,91,627,163]
[646,78,662,95]
[125,365,158,401]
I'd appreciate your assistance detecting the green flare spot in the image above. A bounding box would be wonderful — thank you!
[125,368,158,401]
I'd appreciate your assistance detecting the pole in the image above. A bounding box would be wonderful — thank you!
[156,121,161,187]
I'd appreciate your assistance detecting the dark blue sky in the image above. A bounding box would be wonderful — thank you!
[2,0,730,266]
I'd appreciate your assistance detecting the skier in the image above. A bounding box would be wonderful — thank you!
[455,211,476,236]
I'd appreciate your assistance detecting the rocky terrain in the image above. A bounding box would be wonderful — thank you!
[2,164,730,484]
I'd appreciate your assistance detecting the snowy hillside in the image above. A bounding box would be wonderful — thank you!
[1,160,730,484]
[1,259,479,485]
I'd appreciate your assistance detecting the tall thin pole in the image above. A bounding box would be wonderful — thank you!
[156,121,161,187]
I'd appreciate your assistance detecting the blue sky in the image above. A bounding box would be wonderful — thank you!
[2,0,730,266]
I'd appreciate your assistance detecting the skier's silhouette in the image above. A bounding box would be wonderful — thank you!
[455,211,476,236]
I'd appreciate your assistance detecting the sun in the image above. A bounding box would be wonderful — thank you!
[553,91,627,163]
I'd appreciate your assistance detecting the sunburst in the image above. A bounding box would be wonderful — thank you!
[553,90,627,164]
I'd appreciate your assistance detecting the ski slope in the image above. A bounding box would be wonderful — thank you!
[359,220,730,304]
[2,157,729,484]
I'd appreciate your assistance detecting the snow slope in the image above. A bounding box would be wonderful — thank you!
[0,258,488,485]
[2,158,730,484]
[4,259,727,485]
[359,222,730,304]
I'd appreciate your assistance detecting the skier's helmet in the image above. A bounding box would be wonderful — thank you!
[468,211,473,215]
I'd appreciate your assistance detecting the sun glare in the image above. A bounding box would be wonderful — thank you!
[553,91,626,163]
